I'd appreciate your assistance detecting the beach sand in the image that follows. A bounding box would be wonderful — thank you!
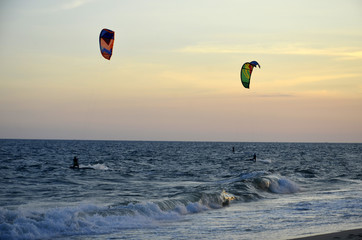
[290,228,362,240]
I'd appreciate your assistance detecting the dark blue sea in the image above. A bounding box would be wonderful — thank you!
[0,140,361,240]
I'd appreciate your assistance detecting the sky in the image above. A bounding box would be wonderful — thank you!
[0,0,362,142]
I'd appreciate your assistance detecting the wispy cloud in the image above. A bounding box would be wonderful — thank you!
[28,0,94,13]
[176,43,362,60]
[15,0,95,15]
[59,0,92,10]
[257,93,294,98]
[264,73,362,87]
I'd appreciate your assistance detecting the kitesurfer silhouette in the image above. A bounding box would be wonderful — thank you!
[72,156,79,168]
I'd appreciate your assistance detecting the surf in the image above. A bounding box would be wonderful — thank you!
[0,189,236,240]
[253,174,301,194]
[69,163,109,170]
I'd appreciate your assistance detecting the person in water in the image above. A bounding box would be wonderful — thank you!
[252,153,256,162]
[72,156,79,168]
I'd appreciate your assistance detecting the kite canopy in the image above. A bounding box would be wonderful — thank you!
[240,61,260,89]
[99,28,115,60]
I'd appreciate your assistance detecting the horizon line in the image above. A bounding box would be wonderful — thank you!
[1,138,361,144]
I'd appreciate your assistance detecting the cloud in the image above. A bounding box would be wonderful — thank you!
[176,43,362,60]
[257,93,294,98]
[26,0,94,13]
[59,0,92,10]
[266,73,361,87]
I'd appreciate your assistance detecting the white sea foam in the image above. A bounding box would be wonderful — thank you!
[258,159,272,164]
[0,200,215,240]
[267,177,300,194]
[80,163,109,170]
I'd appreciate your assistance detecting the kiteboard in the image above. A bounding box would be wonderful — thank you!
[69,166,94,170]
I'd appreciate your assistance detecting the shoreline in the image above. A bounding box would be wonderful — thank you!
[289,228,362,240]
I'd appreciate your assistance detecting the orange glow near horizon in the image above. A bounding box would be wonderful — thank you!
[0,0,361,142]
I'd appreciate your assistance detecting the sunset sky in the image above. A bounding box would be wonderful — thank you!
[1,0,362,142]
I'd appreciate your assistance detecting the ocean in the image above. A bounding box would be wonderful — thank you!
[0,140,361,240]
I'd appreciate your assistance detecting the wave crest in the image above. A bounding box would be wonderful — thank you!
[254,175,300,194]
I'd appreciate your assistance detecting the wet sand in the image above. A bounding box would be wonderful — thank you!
[290,228,362,240]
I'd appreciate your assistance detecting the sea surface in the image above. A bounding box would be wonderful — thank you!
[0,140,361,240]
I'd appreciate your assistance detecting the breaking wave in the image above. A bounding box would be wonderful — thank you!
[0,191,229,240]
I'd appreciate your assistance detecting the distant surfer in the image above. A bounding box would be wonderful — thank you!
[232,147,235,153]
[252,153,256,162]
[72,156,79,168]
